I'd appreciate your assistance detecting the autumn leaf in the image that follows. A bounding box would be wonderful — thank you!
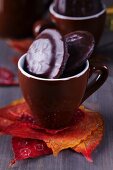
[12,137,52,161]
[73,122,104,162]
[0,99,104,162]
[106,6,113,31]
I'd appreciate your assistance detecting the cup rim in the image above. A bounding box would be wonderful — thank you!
[18,54,89,81]
[49,3,106,21]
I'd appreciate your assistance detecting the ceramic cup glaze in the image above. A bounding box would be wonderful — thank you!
[49,3,106,45]
[18,54,108,129]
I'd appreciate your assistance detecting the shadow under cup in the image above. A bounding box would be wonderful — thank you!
[50,3,106,45]
[18,55,108,129]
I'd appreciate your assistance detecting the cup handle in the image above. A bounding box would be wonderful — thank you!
[82,65,108,102]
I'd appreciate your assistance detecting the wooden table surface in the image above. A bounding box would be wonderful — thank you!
[0,1,113,170]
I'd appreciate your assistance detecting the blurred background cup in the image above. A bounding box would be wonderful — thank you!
[50,2,106,45]
[0,0,52,39]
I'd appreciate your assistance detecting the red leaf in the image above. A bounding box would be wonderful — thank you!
[0,101,29,122]
[0,100,104,162]
[0,67,19,86]
[12,137,52,161]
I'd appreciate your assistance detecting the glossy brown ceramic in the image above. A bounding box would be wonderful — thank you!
[18,54,108,129]
[49,3,106,45]
[0,0,52,39]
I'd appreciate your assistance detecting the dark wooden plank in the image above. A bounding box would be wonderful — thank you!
[0,1,113,169]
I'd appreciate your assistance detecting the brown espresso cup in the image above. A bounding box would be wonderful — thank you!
[49,3,106,45]
[18,54,108,129]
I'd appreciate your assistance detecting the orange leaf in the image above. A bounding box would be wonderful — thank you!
[43,109,103,156]
[73,122,104,162]
[0,99,104,161]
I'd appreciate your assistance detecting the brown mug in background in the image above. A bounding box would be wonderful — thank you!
[49,3,106,45]
[18,54,108,129]
[0,0,52,39]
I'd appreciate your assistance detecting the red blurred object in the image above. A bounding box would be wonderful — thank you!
[0,67,19,86]
[11,56,20,65]
[7,39,33,54]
